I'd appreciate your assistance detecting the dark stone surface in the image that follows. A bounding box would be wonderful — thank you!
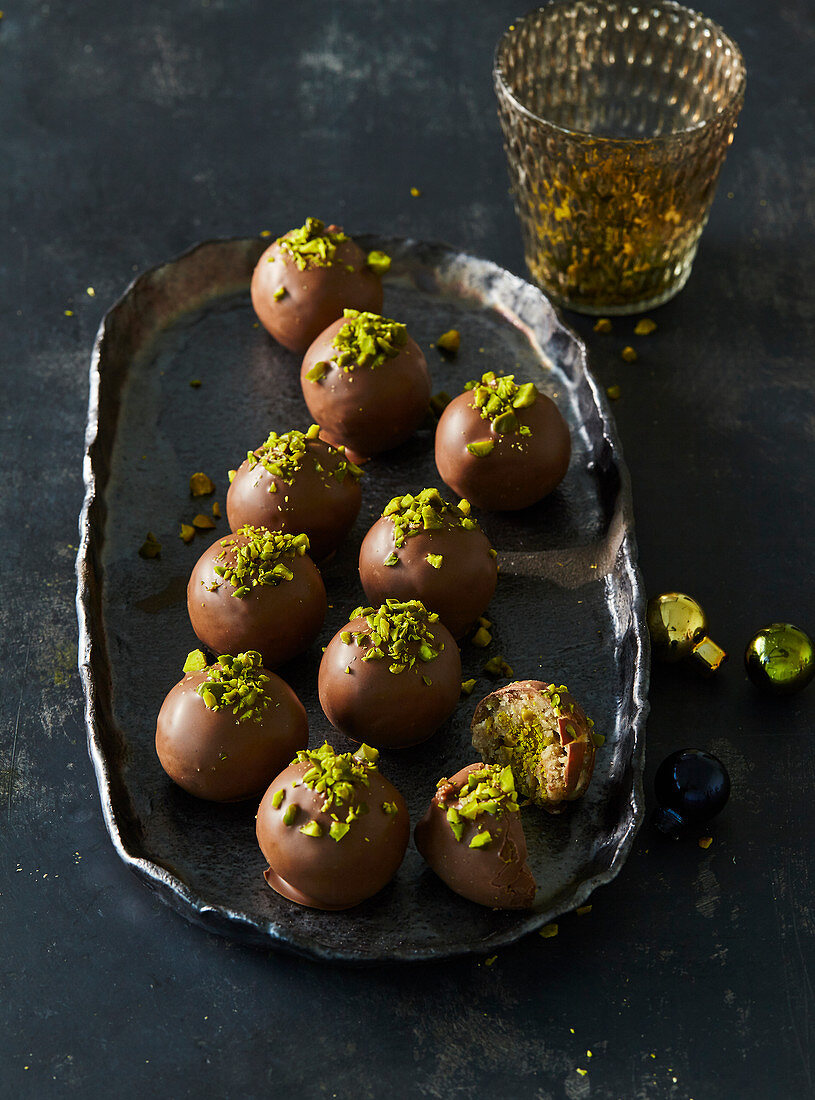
[1,0,813,1095]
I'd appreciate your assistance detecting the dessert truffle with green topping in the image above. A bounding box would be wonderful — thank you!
[300,309,431,460]
[434,372,571,510]
[251,218,386,353]
[414,762,536,909]
[155,650,308,802]
[187,526,326,668]
[471,679,598,813]
[358,488,498,638]
[318,599,461,749]
[256,742,410,910]
[226,424,363,561]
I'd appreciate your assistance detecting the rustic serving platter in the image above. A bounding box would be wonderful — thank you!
[76,235,649,962]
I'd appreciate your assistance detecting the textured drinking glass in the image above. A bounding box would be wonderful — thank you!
[494,2,746,314]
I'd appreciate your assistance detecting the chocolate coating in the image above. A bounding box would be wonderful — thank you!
[187,532,327,668]
[318,613,461,749]
[359,517,497,639]
[434,387,571,510]
[256,758,410,910]
[300,318,431,459]
[226,437,362,562]
[251,231,382,353]
[155,667,308,802]
[415,764,536,909]
[471,679,596,813]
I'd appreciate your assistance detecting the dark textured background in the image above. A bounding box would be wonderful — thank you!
[1,1,813,1096]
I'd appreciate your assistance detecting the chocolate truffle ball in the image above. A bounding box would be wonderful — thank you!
[300,309,431,460]
[435,372,571,511]
[187,526,326,669]
[415,763,536,909]
[318,599,461,749]
[156,650,308,802]
[471,679,597,813]
[256,742,410,910]
[226,424,363,562]
[358,487,498,639]
[251,217,386,353]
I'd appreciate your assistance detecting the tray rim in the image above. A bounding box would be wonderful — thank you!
[75,234,650,963]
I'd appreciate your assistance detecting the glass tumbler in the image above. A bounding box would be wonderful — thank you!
[494,2,746,314]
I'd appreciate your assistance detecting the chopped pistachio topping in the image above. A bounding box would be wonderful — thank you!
[272,286,286,301]
[194,650,270,723]
[299,821,323,838]
[621,345,638,362]
[634,318,657,336]
[277,217,349,270]
[429,391,452,418]
[346,599,443,672]
[383,552,399,566]
[466,439,494,458]
[330,309,408,372]
[212,501,221,519]
[381,487,482,549]
[461,678,477,695]
[271,789,285,809]
[381,801,399,815]
[190,472,215,497]
[304,361,328,383]
[192,513,216,530]
[436,329,461,354]
[471,626,492,648]
[179,523,195,544]
[183,649,209,673]
[426,553,443,570]
[292,742,380,837]
[483,654,514,678]
[208,526,309,597]
[366,250,391,275]
[138,532,161,559]
[463,372,537,437]
[247,426,362,488]
[282,804,297,826]
[437,763,520,842]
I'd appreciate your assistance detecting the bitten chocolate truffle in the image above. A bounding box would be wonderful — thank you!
[318,599,461,749]
[471,679,598,813]
[251,217,387,353]
[434,372,571,510]
[358,487,498,639]
[256,742,410,910]
[226,424,363,562]
[415,762,536,909]
[155,650,308,802]
[300,309,431,460]
[187,526,326,668]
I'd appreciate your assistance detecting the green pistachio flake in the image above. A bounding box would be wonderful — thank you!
[207,526,309,597]
[366,249,391,275]
[381,801,398,815]
[329,821,350,842]
[425,553,443,570]
[247,426,361,488]
[466,440,494,458]
[422,675,432,686]
[293,743,378,833]
[429,391,452,418]
[194,650,270,723]
[436,329,461,355]
[471,626,492,648]
[383,552,399,566]
[488,548,498,559]
[469,830,492,849]
[483,655,515,678]
[299,821,323,838]
[190,471,215,497]
[465,372,538,436]
[438,763,519,840]
[271,789,285,809]
[381,487,486,549]
[461,678,477,695]
[283,804,297,826]
[305,361,328,383]
[345,600,443,673]
[330,309,408,372]
[138,532,161,559]
[183,649,209,673]
[591,732,605,747]
[278,217,349,270]
[272,286,286,301]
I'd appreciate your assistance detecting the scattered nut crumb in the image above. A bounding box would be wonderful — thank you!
[484,955,497,966]
[64,309,74,317]
[190,472,215,496]
[179,524,195,544]
[138,532,161,559]
[436,329,461,355]
[192,514,216,530]
[593,318,612,333]
[471,626,492,648]
[483,655,514,678]
[698,836,713,850]
[189,379,202,388]
[212,502,221,518]
[539,922,559,938]
[606,384,621,400]
[576,904,592,916]
[410,186,421,197]
[86,286,95,297]
[634,318,657,336]
[260,229,272,237]
[461,679,477,695]
[621,345,638,362]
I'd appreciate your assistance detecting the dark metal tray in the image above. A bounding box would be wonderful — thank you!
[76,236,649,962]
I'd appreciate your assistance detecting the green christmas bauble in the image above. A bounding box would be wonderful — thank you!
[745,623,815,695]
